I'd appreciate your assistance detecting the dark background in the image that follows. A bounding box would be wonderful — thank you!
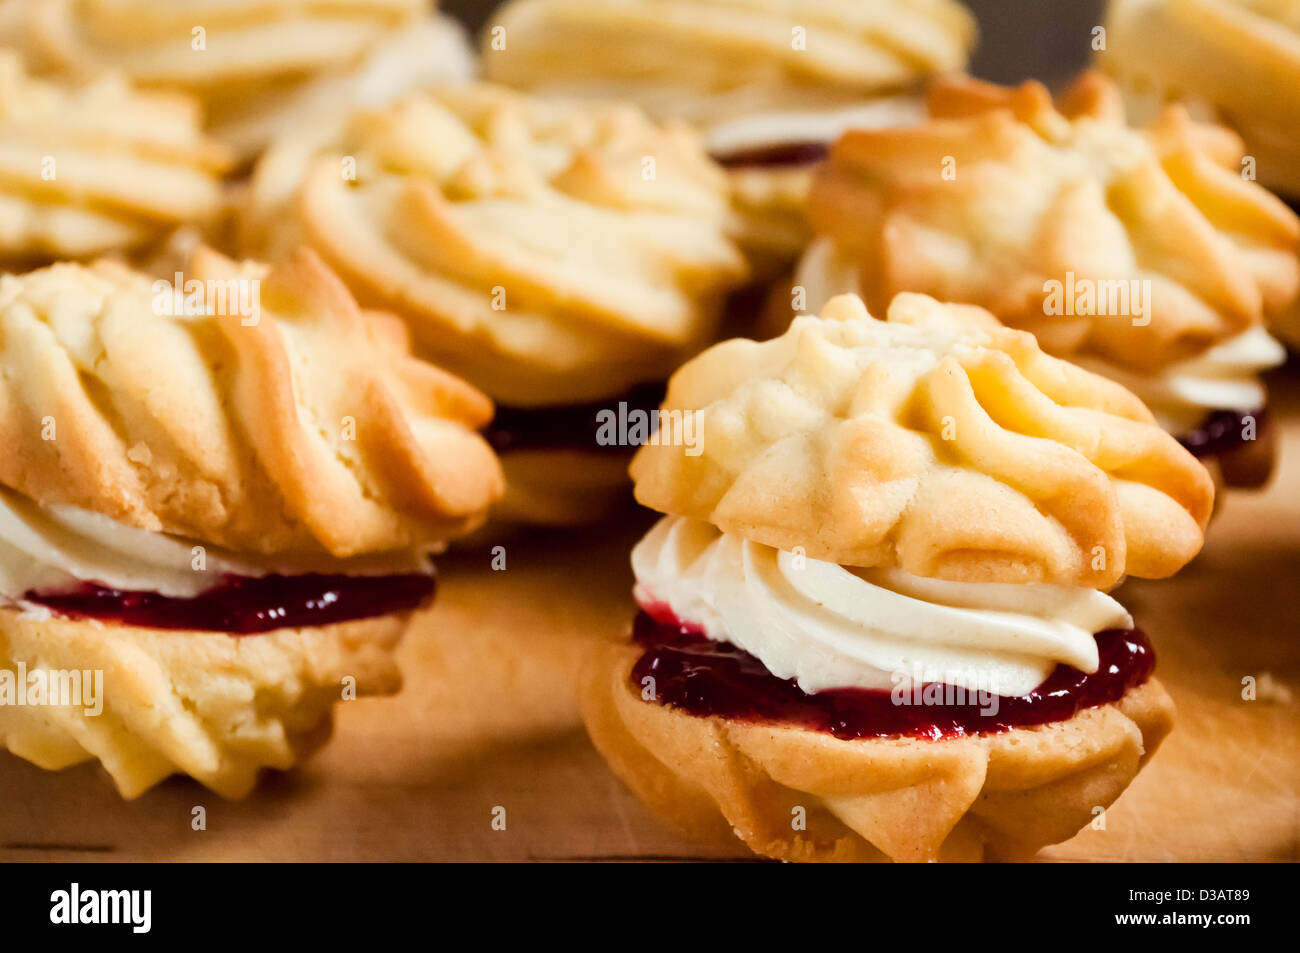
[443,0,1106,87]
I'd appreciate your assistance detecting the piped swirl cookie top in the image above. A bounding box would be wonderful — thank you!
[7,0,425,82]
[4,0,472,158]
[1101,0,1300,195]
[0,50,232,266]
[242,83,748,405]
[484,0,977,125]
[809,71,1300,371]
[631,293,1214,587]
[0,246,503,558]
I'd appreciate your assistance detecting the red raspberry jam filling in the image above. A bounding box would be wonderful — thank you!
[1178,407,1273,488]
[1178,407,1268,459]
[711,141,831,169]
[482,382,664,455]
[25,571,436,635]
[629,609,1155,741]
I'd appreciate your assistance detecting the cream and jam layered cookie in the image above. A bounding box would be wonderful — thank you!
[0,246,502,797]
[0,51,233,269]
[795,72,1300,489]
[582,293,1212,862]
[2,0,475,161]
[483,0,976,274]
[241,83,747,526]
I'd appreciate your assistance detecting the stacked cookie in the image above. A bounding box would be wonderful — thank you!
[584,293,1211,861]
[0,247,501,796]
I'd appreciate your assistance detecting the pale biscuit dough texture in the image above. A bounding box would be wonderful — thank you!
[1101,0,1300,199]
[631,293,1214,587]
[807,72,1300,370]
[484,0,977,274]
[241,83,748,407]
[0,51,233,268]
[1,0,477,160]
[0,247,503,555]
[582,640,1175,862]
[0,609,404,798]
[0,246,503,796]
[483,0,975,128]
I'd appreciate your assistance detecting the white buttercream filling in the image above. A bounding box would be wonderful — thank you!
[632,516,1132,698]
[1077,326,1286,433]
[703,95,927,158]
[0,486,430,602]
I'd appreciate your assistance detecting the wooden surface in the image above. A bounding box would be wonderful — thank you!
[2,374,1298,863]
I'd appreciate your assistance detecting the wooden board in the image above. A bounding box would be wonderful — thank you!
[2,370,1298,862]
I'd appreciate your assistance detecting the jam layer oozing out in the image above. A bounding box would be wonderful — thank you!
[1178,408,1267,459]
[26,572,436,635]
[711,142,831,169]
[482,382,665,455]
[629,610,1155,741]
[1178,408,1273,488]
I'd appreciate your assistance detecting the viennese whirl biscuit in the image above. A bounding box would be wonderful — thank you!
[241,83,748,525]
[797,72,1300,487]
[583,293,1211,862]
[0,51,232,269]
[484,0,977,273]
[0,246,502,797]
[3,0,475,160]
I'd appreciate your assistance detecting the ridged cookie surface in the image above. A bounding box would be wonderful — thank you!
[0,246,502,557]
[630,293,1214,586]
[582,639,1175,862]
[4,0,473,158]
[0,51,232,266]
[242,83,747,405]
[484,0,976,125]
[0,604,405,798]
[809,71,1300,370]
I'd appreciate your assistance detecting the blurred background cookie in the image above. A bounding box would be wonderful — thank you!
[240,83,747,525]
[791,72,1299,490]
[1099,0,1300,348]
[0,51,232,270]
[1101,0,1300,199]
[1,0,475,162]
[482,0,977,277]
